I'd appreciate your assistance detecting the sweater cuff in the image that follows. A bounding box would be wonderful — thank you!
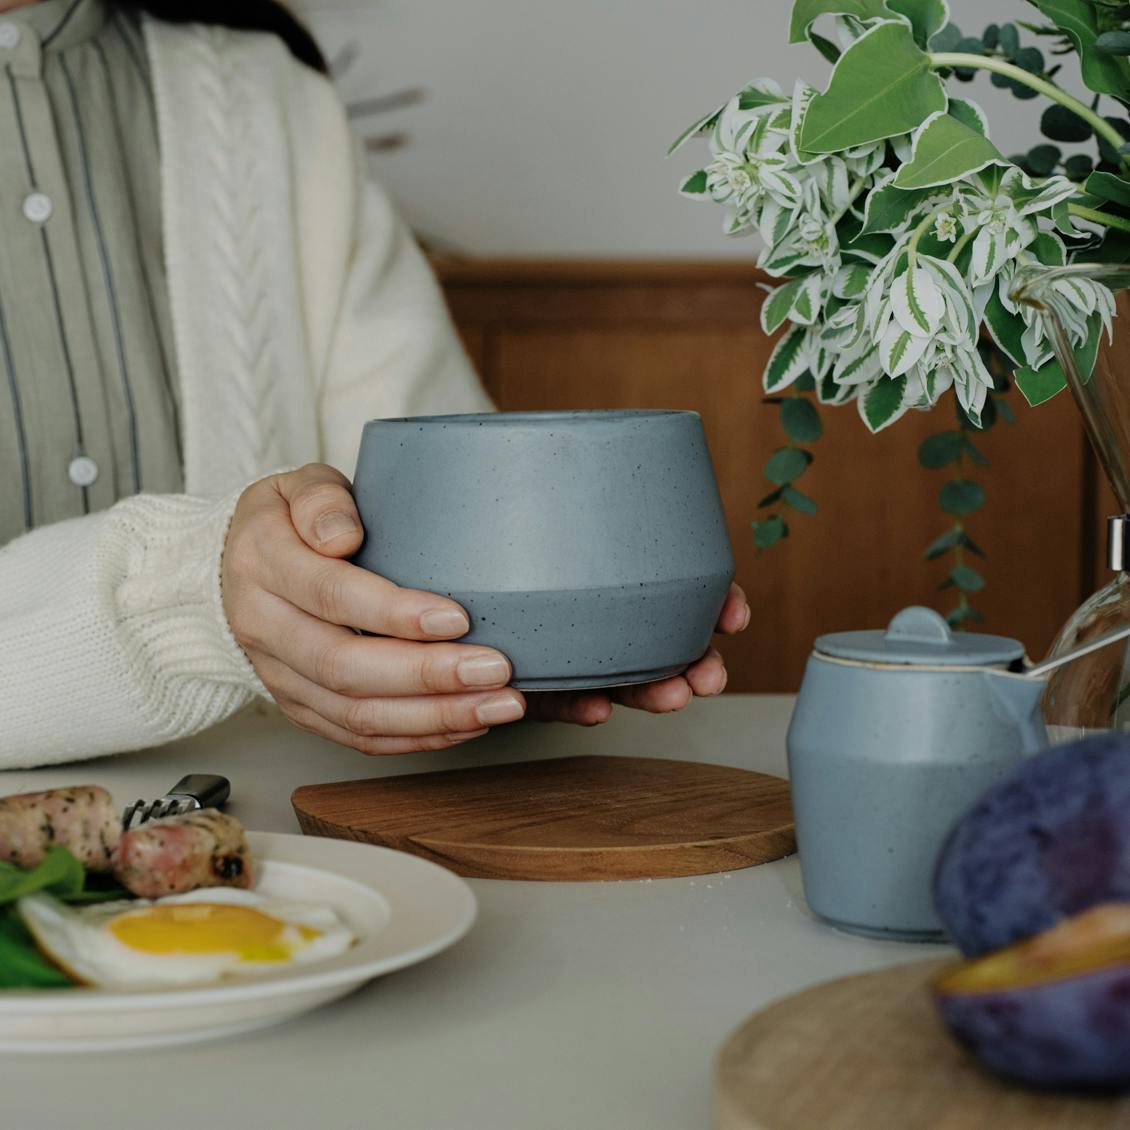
[112,486,270,704]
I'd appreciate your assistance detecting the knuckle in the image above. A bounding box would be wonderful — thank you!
[294,481,349,518]
[310,564,347,621]
[414,650,455,694]
[312,642,353,694]
[344,696,384,738]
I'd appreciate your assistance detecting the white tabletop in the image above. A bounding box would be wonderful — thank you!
[0,695,948,1130]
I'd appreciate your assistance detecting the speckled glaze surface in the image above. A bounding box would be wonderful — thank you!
[351,411,735,690]
[786,608,1048,941]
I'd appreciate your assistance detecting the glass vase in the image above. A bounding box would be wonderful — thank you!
[1014,266,1130,740]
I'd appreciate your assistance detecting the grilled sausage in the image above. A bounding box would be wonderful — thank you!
[113,809,253,898]
[0,786,120,871]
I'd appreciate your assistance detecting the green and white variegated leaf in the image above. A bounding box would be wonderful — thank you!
[757,199,799,248]
[834,336,884,385]
[788,0,896,43]
[788,80,824,166]
[925,256,977,343]
[1003,168,1078,216]
[763,326,810,392]
[890,265,944,336]
[1014,312,1106,407]
[886,0,949,46]
[969,225,1006,288]
[760,274,824,333]
[952,349,991,425]
[982,284,1026,366]
[761,278,805,335]
[679,170,709,198]
[667,80,788,156]
[791,273,825,324]
[859,375,910,432]
[819,156,853,213]
[668,107,724,158]
[833,263,871,299]
[946,97,988,137]
[893,111,1006,190]
[1030,231,1068,267]
[800,21,946,154]
[858,174,933,236]
[878,320,930,376]
[1050,199,1083,237]
[723,210,753,237]
[818,368,858,403]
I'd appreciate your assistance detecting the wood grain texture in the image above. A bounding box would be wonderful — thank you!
[292,755,795,881]
[436,259,1094,690]
[717,958,1130,1130]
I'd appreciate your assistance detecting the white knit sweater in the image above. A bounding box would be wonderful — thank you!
[0,19,491,768]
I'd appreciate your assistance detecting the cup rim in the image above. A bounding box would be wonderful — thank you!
[365,410,698,427]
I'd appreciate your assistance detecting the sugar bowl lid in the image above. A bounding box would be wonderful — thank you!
[815,605,1025,667]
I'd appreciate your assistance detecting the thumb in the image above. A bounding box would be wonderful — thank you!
[278,463,365,558]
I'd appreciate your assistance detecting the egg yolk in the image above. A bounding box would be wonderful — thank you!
[110,904,320,962]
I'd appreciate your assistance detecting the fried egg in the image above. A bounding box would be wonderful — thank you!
[18,887,357,989]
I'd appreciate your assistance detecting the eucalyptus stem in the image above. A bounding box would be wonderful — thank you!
[1067,202,1130,234]
[929,52,1129,167]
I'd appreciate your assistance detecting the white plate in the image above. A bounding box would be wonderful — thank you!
[0,831,476,1053]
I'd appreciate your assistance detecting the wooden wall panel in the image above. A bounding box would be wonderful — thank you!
[436,259,1097,692]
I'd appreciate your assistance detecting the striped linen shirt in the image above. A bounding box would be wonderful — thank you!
[0,0,181,545]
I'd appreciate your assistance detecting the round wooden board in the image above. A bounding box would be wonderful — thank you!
[718,959,1130,1130]
[292,755,794,881]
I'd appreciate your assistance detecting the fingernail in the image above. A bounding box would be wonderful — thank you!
[741,604,752,632]
[476,692,525,726]
[421,608,470,637]
[314,511,360,546]
[446,728,489,743]
[458,654,510,687]
[716,666,729,694]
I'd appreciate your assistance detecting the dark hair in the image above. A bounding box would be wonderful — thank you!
[110,1,328,73]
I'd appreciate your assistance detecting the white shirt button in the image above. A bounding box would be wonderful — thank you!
[68,455,99,488]
[22,192,52,224]
[0,24,22,50]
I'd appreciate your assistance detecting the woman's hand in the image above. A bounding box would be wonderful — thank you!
[524,583,750,726]
[222,464,527,754]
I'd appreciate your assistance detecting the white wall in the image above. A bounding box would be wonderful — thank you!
[300,0,1083,257]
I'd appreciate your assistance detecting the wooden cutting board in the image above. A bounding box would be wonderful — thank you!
[717,958,1130,1130]
[292,755,794,881]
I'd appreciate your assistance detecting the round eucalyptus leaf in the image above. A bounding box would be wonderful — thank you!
[1064,153,1095,179]
[1013,46,1044,74]
[997,22,1019,57]
[753,515,788,549]
[940,479,986,516]
[918,431,963,469]
[981,23,999,49]
[764,447,809,485]
[1008,79,1039,100]
[782,485,819,515]
[781,397,823,443]
[950,565,985,593]
[1026,143,1061,175]
[1041,103,1092,143]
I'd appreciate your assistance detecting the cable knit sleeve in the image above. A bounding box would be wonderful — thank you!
[0,490,262,768]
[284,63,493,477]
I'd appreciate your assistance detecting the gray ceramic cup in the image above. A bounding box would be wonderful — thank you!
[351,410,735,690]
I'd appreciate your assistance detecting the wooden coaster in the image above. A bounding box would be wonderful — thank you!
[292,755,794,881]
[717,959,1130,1130]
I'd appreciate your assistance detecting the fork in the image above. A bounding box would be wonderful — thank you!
[121,774,231,831]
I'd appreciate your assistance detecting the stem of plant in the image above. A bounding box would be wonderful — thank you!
[928,52,1130,170]
[946,226,977,265]
[907,206,949,267]
[1067,203,1130,235]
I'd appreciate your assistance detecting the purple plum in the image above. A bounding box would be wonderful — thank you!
[934,733,1130,957]
[934,905,1130,1088]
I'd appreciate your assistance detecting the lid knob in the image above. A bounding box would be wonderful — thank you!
[883,606,953,647]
